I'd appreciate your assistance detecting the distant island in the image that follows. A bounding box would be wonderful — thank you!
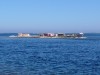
[9,33,86,39]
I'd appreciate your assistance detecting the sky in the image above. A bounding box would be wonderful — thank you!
[0,0,100,33]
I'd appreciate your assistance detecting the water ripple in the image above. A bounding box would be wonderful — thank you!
[0,38,100,75]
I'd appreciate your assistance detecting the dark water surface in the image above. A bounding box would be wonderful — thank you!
[0,33,100,75]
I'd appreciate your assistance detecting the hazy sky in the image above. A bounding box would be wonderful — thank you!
[0,0,100,33]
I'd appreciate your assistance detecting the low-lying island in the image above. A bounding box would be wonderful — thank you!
[9,33,86,38]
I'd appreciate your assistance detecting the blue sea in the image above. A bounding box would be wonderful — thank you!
[0,33,100,75]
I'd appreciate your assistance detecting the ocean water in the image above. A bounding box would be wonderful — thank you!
[0,33,100,75]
